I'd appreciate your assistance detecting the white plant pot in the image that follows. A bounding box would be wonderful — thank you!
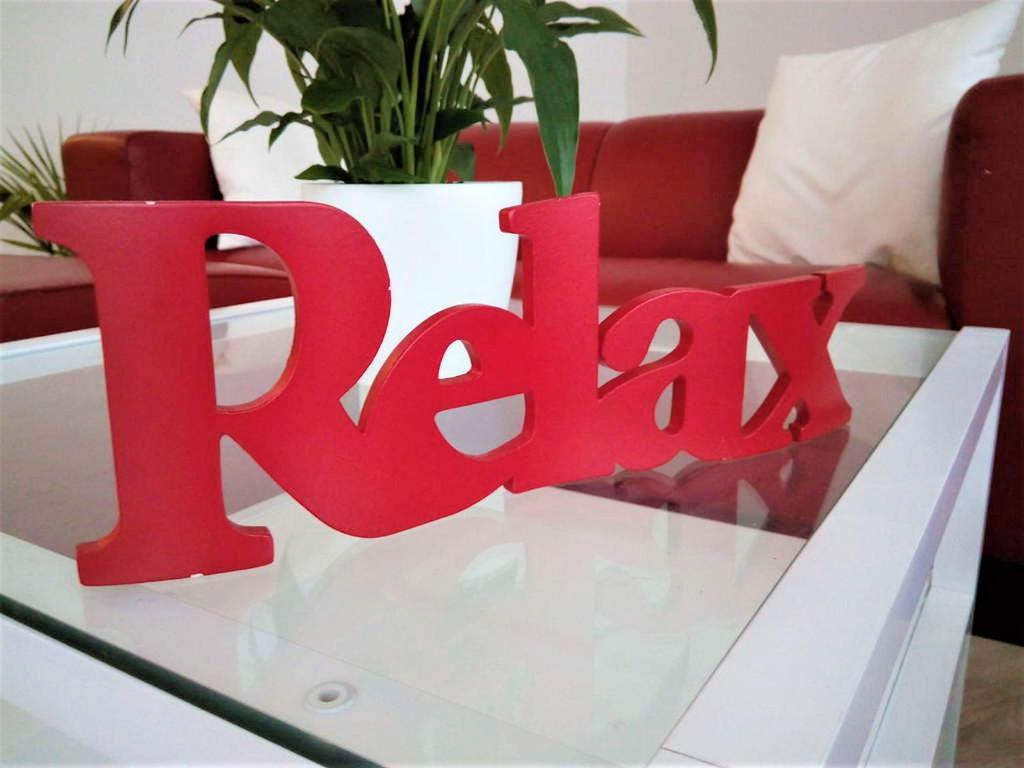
[301,181,523,384]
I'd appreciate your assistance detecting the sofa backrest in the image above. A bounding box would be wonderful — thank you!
[63,131,219,202]
[464,110,763,263]
[589,111,762,263]
[462,122,613,202]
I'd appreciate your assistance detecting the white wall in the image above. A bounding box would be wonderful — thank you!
[0,0,296,141]
[622,0,1023,117]
[3,0,1021,141]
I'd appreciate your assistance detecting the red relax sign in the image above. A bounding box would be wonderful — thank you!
[34,194,864,586]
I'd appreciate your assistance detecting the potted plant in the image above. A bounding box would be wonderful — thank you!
[108,0,716,380]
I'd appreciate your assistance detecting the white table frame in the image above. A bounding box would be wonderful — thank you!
[661,323,1006,767]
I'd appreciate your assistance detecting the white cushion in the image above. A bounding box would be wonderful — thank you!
[727,0,1022,284]
[183,89,320,249]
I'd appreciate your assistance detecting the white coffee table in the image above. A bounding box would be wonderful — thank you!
[0,297,1007,766]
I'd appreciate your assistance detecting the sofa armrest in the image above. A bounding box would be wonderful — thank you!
[939,74,1024,565]
[939,75,1023,333]
[62,131,219,201]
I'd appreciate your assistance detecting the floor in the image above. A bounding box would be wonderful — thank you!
[956,636,1024,767]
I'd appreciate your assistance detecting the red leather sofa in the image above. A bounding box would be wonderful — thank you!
[1,75,1020,640]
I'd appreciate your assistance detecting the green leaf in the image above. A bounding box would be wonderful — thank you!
[328,0,387,31]
[219,110,283,143]
[351,156,424,183]
[0,191,33,222]
[0,131,65,205]
[692,0,718,78]
[349,59,385,103]
[369,132,414,154]
[284,46,309,93]
[11,215,38,237]
[538,3,641,37]
[268,112,310,148]
[179,12,222,38]
[447,143,476,182]
[263,0,337,51]
[106,0,141,53]
[224,14,263,104]
[315,27,404,91]
[296,164,353,182]
[2,238,57,255]
[479,95,533,110]
[469,26,515,146]
[21,127,61,184]
[0,124,70,256]
[495,0,579,197]
[311,122,343,166]
[435,108,488,141]
[200,38,235,136]
[120,0,144,53]
[423,0,475,46]
[301,78,361,115]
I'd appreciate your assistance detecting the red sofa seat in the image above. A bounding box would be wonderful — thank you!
[0,254,290,343]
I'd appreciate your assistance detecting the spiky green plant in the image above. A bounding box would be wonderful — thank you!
[0,127,71,256]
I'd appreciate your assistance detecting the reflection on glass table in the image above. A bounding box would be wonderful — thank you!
[566,364,922,541]
[568,427,851,539]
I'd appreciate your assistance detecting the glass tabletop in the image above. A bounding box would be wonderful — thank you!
[0,299,954,765]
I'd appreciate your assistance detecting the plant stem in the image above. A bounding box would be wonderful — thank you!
[384,0,416,174]
[405,0,439,179]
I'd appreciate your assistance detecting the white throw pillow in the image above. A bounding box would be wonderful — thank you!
[183,89,320,249]
[727,0,1022,284]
